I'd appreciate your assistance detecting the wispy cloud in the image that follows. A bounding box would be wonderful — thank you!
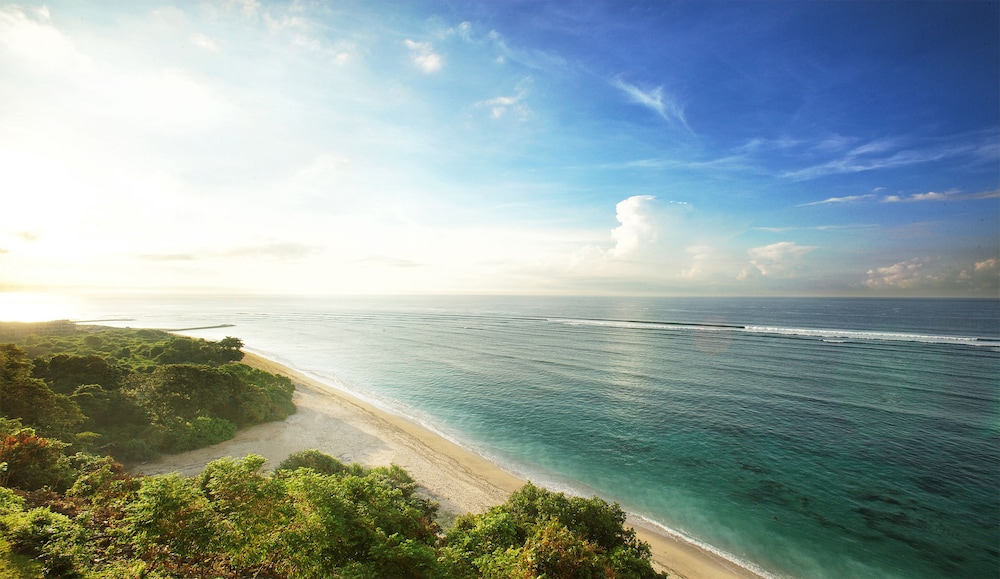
[598,155,755,173]
[612,77,690,131]
[404,39,443,73]
[796,194,876,207]
[475,80,530,120]
[796,188,999,207]
[780,132,997,181]
[753,224,875,233]
[140,243,317,262]
[882,189,999,203]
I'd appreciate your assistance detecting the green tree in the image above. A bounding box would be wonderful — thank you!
[197,455,292,574]
[0,420,73,492]
[0,345,84,437]
[214,337,244,363]
[277,449,353,476]
[32,354,125,395]
[119,474,216,570]
[446,483,664,579]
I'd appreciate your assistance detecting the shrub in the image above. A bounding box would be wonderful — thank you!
[4,507,88,577]
[277,449,351,476]
[0,422,74,492]
[445,483,664,579]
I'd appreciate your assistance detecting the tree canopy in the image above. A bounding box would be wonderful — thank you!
[3,329,293,462]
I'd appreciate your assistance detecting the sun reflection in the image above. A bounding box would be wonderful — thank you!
[0,292,82,323]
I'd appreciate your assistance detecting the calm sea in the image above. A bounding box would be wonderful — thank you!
[71,295,998,579]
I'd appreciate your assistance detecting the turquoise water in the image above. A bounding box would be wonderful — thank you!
[73,296,999,578]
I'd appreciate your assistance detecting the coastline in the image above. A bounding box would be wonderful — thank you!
[138,351,766,579]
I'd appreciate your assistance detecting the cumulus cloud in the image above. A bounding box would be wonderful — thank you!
[864,257,933,289]
[612,77,690,131]
[404,39,443,73]
[608,195,660,258]
[743,241,815,278]
[567,195,747,290]
[865,257,999,294]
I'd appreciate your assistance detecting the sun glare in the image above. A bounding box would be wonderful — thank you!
[0,292,82,323]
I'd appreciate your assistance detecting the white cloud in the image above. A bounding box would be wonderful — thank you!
[880,189,1000,203]
[864,257,999,294]
[780,131,996,181]
[0,6,228,133]
[799,189,998,206]
[404,39,443,73]
[681,244,714,279]
[974,258,997,271]
[565,195,754,290]
[0,5,92,73]
[746,241,815,277]
[864,257,932,289]
[190,33,218,51]
[477,84,530,120]
[609,195,659,258]
[612,77,690,131]
[797,194,875,207]
[225,0,261,18]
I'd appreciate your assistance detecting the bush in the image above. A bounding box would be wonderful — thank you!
[164,417,237,453]
[4,507,88,577]
[445,483,664,579]
[277,449,352,476]
[0,422,74,492]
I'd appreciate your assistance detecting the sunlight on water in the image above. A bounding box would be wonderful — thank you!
[0,292,82,322]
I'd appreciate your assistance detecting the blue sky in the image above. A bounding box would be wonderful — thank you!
[0,0,997,297]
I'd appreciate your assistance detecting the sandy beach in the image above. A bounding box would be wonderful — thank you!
[138,352,764,579]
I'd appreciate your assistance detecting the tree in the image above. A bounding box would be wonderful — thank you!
[0,419,74,492]
[120,473,216,569]
[214,337,244,363]
[32,354,125,394]
[277,449,353,476]
[445,483,665,579]
[0,345,85,437]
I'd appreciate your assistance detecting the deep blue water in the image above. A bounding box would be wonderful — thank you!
[73,296,999,578]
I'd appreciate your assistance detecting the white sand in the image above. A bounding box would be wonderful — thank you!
[137,352,764,579]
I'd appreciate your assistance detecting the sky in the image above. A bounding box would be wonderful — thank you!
[0,0,998,298]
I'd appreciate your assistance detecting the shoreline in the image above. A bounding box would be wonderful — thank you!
[138,351,767,579]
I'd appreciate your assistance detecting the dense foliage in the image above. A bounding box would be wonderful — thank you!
[0,327,665,578]
[2,329,294,463]
[0,447,664,578]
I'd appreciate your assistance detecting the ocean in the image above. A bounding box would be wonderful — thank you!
[67,295,999,578]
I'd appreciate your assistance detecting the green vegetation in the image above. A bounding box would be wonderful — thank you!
[0,327,664,578]
[3,328,293,463]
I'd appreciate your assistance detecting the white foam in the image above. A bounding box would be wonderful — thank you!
[633,515,790,579]
[744,325,995,347]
